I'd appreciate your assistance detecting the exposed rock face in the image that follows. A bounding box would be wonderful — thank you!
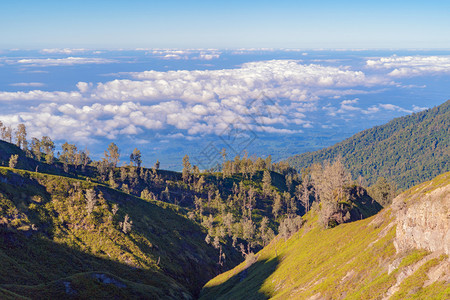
[393,182,449,255]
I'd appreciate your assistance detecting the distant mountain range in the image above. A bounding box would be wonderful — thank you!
[286,100,450,190]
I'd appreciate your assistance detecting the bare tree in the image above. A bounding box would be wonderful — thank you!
[296,174,313,213]
[120,214,133,234]
[9,154,18,168]
[310,157,351,228]
[85,189,97,214]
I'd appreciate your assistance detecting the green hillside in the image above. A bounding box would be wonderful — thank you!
[286,100,450,190]
[200,172,450,299]
[0,167,241,299]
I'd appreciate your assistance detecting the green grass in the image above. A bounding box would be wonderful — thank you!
[0,167,241,298]
[201,172,450,299]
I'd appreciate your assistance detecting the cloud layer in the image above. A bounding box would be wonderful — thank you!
[5,57,116,67]
[366,55,450,77]
[0,59,413,142]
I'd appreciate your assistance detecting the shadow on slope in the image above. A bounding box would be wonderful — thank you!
[0,227,188,299]
[200,257,279,300]
[0,167,242,298]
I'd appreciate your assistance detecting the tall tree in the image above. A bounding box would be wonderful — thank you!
[296,174,312,213]
[105,142,120,168]
[311,157,351,228]
[31,137,41,161]
[41,136,55,164]
[272,192,282,218]
[4,126,12,143]
[0,121,4,140]
[182,154,191,183]
[80,148,90,171]
[129,148,142,167]
[15,124,27,149]
[262,170,272,195]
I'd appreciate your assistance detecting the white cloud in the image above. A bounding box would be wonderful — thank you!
[0,60,397,141]
[0,90,82,102]
[96,60,390,104]
[378,103,413,113]
[40,48,89,54]
[366,55,450,77]
[324,99,417,116]
[13,57,116,67]
[148,49,221,60]
[9,82,45,87]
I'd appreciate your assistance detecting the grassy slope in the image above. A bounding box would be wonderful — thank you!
[201,172,450,299]
[286,100,450,190]
[0,167,240,299]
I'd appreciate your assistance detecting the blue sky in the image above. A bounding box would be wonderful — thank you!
[1,1,450,49]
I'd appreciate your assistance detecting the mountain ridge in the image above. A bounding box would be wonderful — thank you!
[286,100,450,190]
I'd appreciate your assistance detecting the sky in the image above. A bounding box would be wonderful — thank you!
[1,1,450,49]
[1,2,450,170]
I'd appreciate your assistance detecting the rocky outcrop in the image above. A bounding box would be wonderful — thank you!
[393,177,449,255]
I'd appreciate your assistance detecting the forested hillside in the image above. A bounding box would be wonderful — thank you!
[0,119,386,298]
[0,167,245,299]
[287,100,450,190]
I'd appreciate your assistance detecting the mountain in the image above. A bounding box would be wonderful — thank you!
[0,167,241,299]
[200,171,450,299]
[286,100,450,190]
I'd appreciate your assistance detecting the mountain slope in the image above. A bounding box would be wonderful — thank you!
[286,100,450,190]
[200,172,450,299]
[0,167,240,299]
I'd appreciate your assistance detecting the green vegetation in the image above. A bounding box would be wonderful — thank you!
[201,172,450,299]
[1,110,448,299]
[287,100,450,190]
[0,167,241,298]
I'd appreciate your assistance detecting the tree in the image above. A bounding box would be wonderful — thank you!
[272,192,282,218]
[9,154,18,168]
[182,154,191,183]
[368,177,397,207]
[129,148,142,167]
[105,142,120,168]
[154,160,160,170]
[109,170,118,189]
[112,204,119,216]
[96,158,110,181]
[3,126,12,143]
[311,157,352,228]
[60,142,78,172]
[120,214,133,234]
[0,121,4,140]
[85,189,97,214]
[242,218,255,243]
[80,148,90,171]
[296,174,312,213]
[31,138,41,161]
[15,124,27,149]
[262,170,272,195]
[120,167,128,182]
[41,136,55,164]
